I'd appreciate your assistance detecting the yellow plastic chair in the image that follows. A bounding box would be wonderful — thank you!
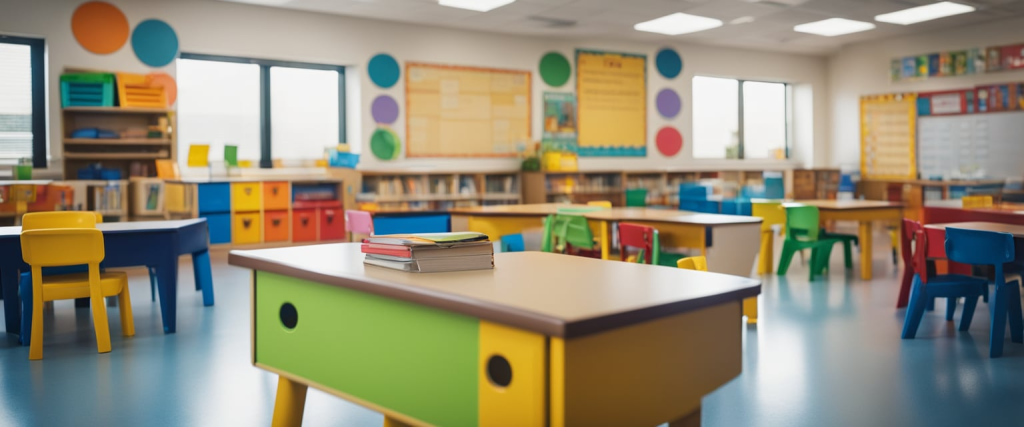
[677,256,758,324]
[587,200,612,208]
[751,201,786,274]
[21,212,134,360]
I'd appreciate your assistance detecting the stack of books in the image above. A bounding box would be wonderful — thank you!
[362,232,494,273]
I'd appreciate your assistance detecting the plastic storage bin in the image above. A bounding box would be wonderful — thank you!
[60,73,115,107]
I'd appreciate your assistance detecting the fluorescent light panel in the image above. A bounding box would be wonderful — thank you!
[439,0,514,12]
[634,12,723,36]
[875,2,975,25]
[794,18,875,37]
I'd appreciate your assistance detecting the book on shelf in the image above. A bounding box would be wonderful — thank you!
[362,232,494,273]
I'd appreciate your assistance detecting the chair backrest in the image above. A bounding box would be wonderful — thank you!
[783,205,821,241]
[345,210,374,234]
[764,176,785,199]
[625,188,648,207]
[587,200,612,208]
[618,222,659,264]
[500,234,525,252]
[752,202,785,232]
[545,214,595,253]
[911,229,930,284]
[901,218,922,269]
[22,228,105,267]
[945,227,1015,266]
[677,256,708,271]
[22,211,98,231]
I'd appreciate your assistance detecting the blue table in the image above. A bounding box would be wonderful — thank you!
[0,218,214,336]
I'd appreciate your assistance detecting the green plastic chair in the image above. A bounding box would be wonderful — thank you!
[541,214,597,254]
[820,229,858,270]
[777,205,843,280]
[626,188,648,207]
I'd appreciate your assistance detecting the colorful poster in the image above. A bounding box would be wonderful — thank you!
[951,51,968,76]
[965,90,975,113]
[575,49,647,157]
[541,92,577,152]
[1003,44,1024,70]
[1018,85,1024,110]
[987,47,1003,72]
[902,57,917,79]
[939,52,952,76]
[977,87,989,113]
[891,59,902,82]
[931,93,963,115]
[971,48,986,74]
[917,55,929,77]
[928,54,941,77]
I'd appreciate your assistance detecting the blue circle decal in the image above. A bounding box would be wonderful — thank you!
[368,54,400,89]
[655,48,682,79]
[131,19,179,67]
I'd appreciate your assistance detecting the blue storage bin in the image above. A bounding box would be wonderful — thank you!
[197,183,231,214]
[329,152,360,168]
[60,73,115,107]
[721,199,752,216]
[681,200,720,214]
[99,169,121,180]
[202,213,231,244]
[373,214,451,235]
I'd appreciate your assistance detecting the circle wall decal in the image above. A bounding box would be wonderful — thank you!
[539,52,571,87]
[71,1,130,54]
[655,48,682,79]
[656,127,683,157]
[368,54,400,89]
[371,95,399,124]
[131,19,179,67]
[147,72,177,106]
[370,128,400,160]
[656,88,681,118]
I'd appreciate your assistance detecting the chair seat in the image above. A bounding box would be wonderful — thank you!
[39,271,128,302]
[922,274,989,298]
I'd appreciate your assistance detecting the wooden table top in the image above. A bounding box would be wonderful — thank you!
[448,203,583,216]
[583,208,762,226]
[925,221,1024,238]
[229,243,761,338]
[786,200,903,210]
[0,218,206,237]
[926,201,1024,214]
[860,178,1005,187]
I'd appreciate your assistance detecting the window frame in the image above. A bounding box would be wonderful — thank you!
[178,53,346,168]
[693,76,791,160]
[0,34,46,168]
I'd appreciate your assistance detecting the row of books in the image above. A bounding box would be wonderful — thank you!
[362,232,494,273]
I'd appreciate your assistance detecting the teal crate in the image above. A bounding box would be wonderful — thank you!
[60,73,115,107]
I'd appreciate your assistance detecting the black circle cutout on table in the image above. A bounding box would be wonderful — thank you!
[279,302,298,330]
[487,355,512,387]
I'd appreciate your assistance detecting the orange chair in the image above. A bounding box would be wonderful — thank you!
[21,212,134,360]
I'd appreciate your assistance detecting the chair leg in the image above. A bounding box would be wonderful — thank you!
[19,273,31,346]
[118,279,135,337]
[28,281,44,360]
[776,242,797,275]
[990,283,1009,358]
[1008,281,1023,344]
[149,266,158,302]
[808,248,819,281]
[960,295,979,331]
[90,291,113,354]
[901,276,927,339]
[946,297,957,321]
[927,297,936,312]
[842,240,853,269]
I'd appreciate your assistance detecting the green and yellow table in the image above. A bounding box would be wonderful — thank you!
[229,243,760,427]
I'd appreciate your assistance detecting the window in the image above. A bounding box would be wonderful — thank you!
[692,76,789,159]
[0,35,45,167]
[176,54,346,168]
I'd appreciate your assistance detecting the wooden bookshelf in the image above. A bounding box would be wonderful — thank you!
[792,168,840,200]
[62,106,173,114]
[64,138,171,145]
[64,152,168,160]
[356,170,521,211]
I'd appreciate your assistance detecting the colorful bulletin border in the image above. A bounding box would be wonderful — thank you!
[916,82,1024,117]
[404,62,531,158]
[860,93,917,180]
[892,43,1024,82]
[575,49,647,157]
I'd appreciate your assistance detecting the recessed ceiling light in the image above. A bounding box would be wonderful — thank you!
[875,2,975,25]
[794,18,875,37]
[439,0,514,12]
[730,16,755,25]
[634,13,723,36]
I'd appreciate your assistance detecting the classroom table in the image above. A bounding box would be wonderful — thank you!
[0,218,214,335]
[924,201,1024,226]
[229,243,760,427]
[785,200,904,280]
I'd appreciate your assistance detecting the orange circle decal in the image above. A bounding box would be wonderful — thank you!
[147,72,177,106]
[71,1,130,54]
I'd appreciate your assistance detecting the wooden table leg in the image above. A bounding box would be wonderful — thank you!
[272,376,308,427]
[600,220,610,260]
[669,405,701,427]
[758,231,774,275]
[859,221,873,280]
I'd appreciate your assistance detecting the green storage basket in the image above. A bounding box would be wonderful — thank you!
[61,73,115,107]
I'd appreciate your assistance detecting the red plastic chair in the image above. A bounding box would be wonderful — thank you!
[897,218,923,308]
[618,222,660,265]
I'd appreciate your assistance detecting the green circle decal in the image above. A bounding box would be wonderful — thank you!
[370,128,400,160]
[539,52,570,87]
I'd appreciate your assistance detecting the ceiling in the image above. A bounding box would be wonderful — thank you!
[218,0,1024,55]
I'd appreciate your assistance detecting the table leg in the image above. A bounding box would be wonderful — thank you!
[272,376,307,427]
[858,221,873,280]
[192,250,215,306]
[669,405,701,427]
[2,263,20,334]
[758,231,774,275]
[600,220,610,260]
[155,257,179,333]
[743,297,758,324]
[383,416,413,427]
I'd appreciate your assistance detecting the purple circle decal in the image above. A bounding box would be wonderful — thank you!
[656,88,681,119]
[371,95,399,124]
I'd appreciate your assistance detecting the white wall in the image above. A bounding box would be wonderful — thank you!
[828,16,1024,171]
[0,0,830,175]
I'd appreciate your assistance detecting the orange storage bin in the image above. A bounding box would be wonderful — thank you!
[292,209,317,242]
[264,210,289,242]
[263,181,290,211]
[319,207,345,241]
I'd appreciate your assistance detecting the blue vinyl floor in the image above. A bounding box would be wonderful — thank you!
[1,230,1023,426]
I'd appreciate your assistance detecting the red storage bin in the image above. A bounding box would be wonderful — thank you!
[292,209,317,242]
[319,207,346,241]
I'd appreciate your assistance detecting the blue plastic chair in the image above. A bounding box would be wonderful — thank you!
[500,234,525,252]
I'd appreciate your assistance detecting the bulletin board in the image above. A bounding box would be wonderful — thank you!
[860,94,917,179]
[919,111,1024,179]
[405,62,531,157]
[576,49,647,157]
